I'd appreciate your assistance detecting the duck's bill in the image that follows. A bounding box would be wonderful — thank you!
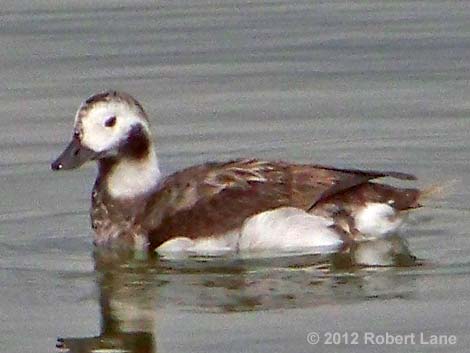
[51,138,98,171]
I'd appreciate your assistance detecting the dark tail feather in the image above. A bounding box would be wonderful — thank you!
[315,164,417,181]
[379,171,417,181]
[349,169,417,181]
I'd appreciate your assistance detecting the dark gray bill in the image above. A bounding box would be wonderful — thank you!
[51,138,98,171]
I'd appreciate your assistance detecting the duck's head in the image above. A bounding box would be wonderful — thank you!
[51,91,152,171]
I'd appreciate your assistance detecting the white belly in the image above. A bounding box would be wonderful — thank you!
[155,207,343,258]
[238,207,343,252]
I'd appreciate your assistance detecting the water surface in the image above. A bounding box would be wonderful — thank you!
[1,1,470,352]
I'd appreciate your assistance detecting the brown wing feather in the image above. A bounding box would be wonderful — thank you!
[146,182,290,250]
[294,164,417,210]
[143,159,289,249]
[142,159,416,250]
[287,163,416,211]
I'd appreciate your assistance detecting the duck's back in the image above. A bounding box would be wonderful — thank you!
[137,159,419,250]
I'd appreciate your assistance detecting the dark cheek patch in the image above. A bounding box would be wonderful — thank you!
[120,124,150,160]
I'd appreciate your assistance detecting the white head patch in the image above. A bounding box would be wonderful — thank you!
[75,98,151,153]
[72,92,162,198]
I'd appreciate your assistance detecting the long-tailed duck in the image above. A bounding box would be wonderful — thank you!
[51,91,422,256]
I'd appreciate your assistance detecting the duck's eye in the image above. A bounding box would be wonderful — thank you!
[73,130,80,139]
[104,116,117,127]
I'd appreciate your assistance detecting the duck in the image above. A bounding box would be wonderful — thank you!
[51,90,422,257]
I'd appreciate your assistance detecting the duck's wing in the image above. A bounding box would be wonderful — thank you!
[143,160,289,248]
[297,164,417,209]
[143,159,416,249]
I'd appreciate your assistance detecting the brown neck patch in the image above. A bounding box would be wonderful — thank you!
[97,124,151,183]
[119,124,151,160]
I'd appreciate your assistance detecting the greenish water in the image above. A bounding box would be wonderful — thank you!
[1,1,470,352]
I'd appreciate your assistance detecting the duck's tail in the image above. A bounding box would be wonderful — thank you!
[342,178,456,211]
[418,179,457,204]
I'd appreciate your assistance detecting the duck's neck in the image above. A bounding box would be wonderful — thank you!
[98,126,162,199]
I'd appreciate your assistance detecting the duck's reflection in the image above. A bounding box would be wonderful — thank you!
[57,249,159,353]
[57,237,418,352]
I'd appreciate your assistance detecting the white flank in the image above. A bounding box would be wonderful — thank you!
[354,203,403,239]
[106,148,162,198]
[156,232,240,258]
[155,207,344,257]
[239,207,343,253]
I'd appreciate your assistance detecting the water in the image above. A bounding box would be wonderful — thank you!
[1,1,470,352]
